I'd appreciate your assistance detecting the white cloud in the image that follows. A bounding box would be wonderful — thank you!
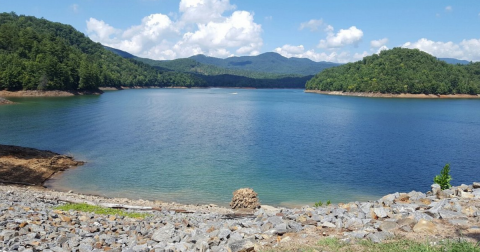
[370,38,388,48]
[274,44,368,63]
[179,0,236,24]
[445,6,452,12]
[402,38,480,61]
[86,18,121,42]
[70,4,79,13]
[86,0,262,60]
[324,25,334,33]
[376,45,388,54]
[299,19,323,32]
[318,26,363,49]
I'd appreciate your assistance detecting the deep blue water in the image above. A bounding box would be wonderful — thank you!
[1,89,480,207]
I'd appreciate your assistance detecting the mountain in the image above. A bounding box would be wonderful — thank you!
[306,48,480,95]
[104,46,136,59]
[0,12,205,91]
[438,58,470,65]
[189,52,340,76]
[106,47,334,88]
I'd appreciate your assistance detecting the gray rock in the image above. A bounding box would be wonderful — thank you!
[229,232,243,242]
[427,199,447,217]
[473,182,480,189]
[133,244,149,252]
[373,207,388,218]
[344,218,363,231]
[321,222,336,228]
[439,210,467,219]
[431,184,441,195]
[359,202,372,214]
[448,218,469,226]
[227,238,255,252]
[264,228,287,235]
[379,221,398,231]
[332,208,346,217]
[367,231,393,243]
[345,230,368,239]
[151,223,175,242]
[266,216,283,225]
[472,189,480,198]
[218,228,231,240]
[408,191,426,201]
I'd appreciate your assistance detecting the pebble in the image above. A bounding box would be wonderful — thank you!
[1,183,480,251]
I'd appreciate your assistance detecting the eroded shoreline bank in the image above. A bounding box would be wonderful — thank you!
[305,90,480,99]
[0,144,85,186]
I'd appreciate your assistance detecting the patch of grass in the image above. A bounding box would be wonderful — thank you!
[263,238,480,252]
[55,203,150,219]
[317,237,348,251]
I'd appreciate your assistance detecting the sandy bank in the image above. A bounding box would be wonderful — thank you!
[0,90,103,97]
[305,90,480,99]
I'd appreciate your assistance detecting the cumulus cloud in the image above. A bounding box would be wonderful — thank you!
[86,0,262,60]
[86,18,121,42]
[370,38,388,48]
[376,45,389,54]
[318,26,363,49]
[274,44,368,63]
[299,19,323,32]
[445,6,452,12]
[402,38,480,61]
[179,0,236,24]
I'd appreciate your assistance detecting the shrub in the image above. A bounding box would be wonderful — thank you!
[434,163,452,190]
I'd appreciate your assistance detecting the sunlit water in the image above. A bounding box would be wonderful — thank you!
[1,89,480,207]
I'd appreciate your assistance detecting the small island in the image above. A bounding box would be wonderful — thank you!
[306,48,480,97]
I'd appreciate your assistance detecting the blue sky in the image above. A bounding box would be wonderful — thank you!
[1,0,480,62]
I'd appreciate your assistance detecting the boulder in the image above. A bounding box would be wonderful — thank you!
[413,219,436,234]
[230,188,260,210]
[227,238,255,252]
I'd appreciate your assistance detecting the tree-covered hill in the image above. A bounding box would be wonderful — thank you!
[306,48,480,95]
[189,52,340,76]
[0,12,205,91]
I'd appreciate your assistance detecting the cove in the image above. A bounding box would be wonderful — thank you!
[1,88,480,207]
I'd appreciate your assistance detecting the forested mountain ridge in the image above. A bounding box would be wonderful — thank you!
[438,58,470,65]
[306,48,480,95]
[0,12,205,91]
[188,52,340,76]
[107,47,318,88]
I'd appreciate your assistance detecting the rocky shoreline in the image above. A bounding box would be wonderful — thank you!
[305,90,480,99]
[1,182,480,251]
[2,145,480,251]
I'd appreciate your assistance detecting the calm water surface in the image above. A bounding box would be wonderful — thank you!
[1,89,480,207]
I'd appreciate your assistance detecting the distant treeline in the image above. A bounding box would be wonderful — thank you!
[306,48,480,94]
[0,12,205,91]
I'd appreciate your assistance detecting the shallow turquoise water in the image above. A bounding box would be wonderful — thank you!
[1,89,480,207]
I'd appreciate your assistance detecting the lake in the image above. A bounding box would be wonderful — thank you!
[1,89,480,207]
